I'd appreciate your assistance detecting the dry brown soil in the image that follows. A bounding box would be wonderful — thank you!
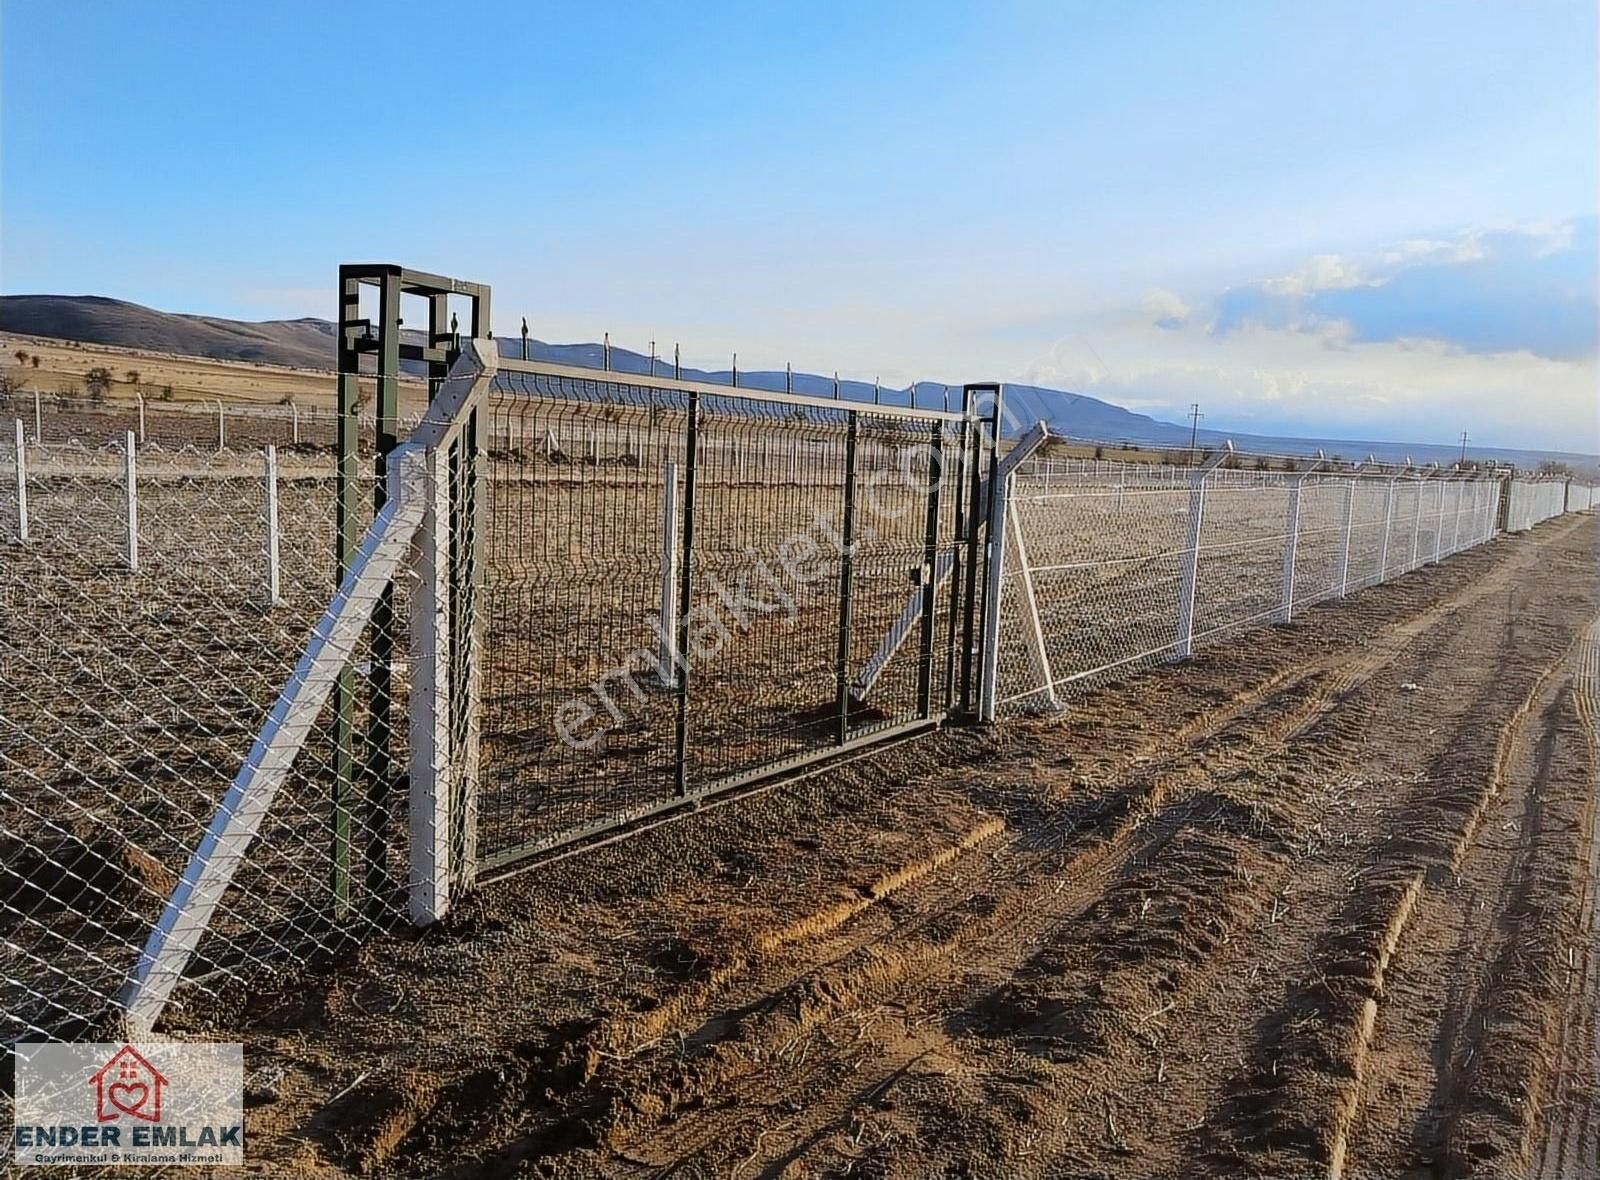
[175,513,1598,1179]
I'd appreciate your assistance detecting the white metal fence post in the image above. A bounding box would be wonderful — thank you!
[137,392,146,444]
[124,429,139,572]
[1174,467,1208,658]
[291,401,300,446]
[264,444,282,607]
[216,400,226,451]
[657,462,680,685]
[1377,477,1396,582]
[1336,478,1356,597]
[1440,482,1452,566]
[13,418,27,544]
[1410,477,1425,570]
[1279,475,1305,623]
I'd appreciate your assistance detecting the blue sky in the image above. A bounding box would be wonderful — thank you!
[2,0,1595,451]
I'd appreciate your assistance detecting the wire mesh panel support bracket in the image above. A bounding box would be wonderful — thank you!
[977,420,1051,722]
[1174,446,1233,658]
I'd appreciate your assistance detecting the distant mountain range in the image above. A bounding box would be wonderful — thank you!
[2,293,1592,472]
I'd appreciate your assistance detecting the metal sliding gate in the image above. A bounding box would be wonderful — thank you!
[474,359,995,870]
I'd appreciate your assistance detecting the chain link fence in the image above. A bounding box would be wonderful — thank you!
[4,361,1597,1065]
[1504,476,1586,531]
[988,454,1541,713]
[1,408,409,1050]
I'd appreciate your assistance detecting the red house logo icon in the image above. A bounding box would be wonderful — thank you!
[89,1044,167,1123]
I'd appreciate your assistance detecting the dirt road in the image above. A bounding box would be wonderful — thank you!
[209,513,1599,1179]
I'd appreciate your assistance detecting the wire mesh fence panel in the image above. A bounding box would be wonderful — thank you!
[994,478,1190,709]
[0,417,409,1047]
[477,371,685,867]
[1346,478,1391,592]
[1291,477,1348,612]
[1192,478,1293,641]
[990,454,1549,717]
[474,366,974,870]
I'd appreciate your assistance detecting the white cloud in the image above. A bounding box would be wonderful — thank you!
[1261,253,1375,295]
[1139,288,1191,330]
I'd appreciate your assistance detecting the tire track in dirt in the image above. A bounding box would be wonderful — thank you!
[1530,616,1600,1180]
[499,528,1572,1177]
[296,517,1593,1180]
[1197,520,1597,1180]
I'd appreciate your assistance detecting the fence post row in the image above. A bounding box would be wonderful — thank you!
[13,418,27,544]
[124,430,139,572]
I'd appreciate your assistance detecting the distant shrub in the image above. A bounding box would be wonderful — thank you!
[83,367,113,405]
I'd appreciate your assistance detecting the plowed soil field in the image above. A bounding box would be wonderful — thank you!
[189,513,1599,1179]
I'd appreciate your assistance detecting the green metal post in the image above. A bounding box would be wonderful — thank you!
[333,270,362,911]
[361,269,400,905]
[916,420,944,717]
[673,394,699,796]
[836,411,860,743]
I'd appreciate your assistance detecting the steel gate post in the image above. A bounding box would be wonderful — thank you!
[836,411,860,744]
[332,271,362,911]
[915,422,944,717]
[363,269,401,906]
[953,383,992,706]
[673,394,700,796]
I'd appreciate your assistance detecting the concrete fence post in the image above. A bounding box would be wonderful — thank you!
[216,401,226,451]
[136,393,147,445]
[657,462,680,685]
[124,429,139,572]
[13,418,28,544]
[32,389,41,444]
[291,401,300,447]
[264,445,282,607]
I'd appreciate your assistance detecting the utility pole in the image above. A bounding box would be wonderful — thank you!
[1188,403,1203,461]
[1458,430,1469,465]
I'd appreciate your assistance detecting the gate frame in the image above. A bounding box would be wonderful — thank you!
[470,354,993,876]
[335,264,490,913]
